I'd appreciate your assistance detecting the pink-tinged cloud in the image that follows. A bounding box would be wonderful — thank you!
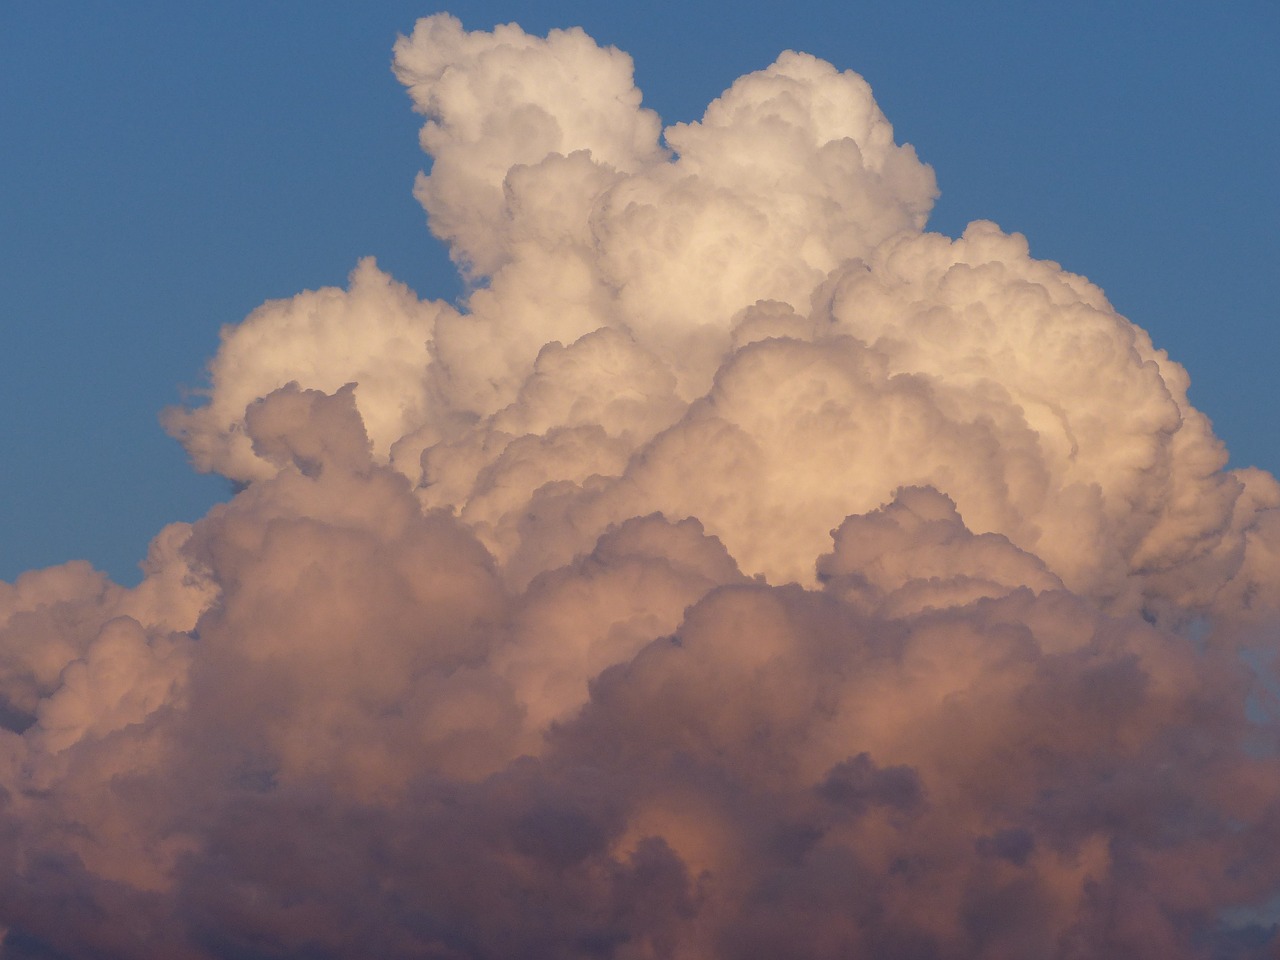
[3,13,1280,959]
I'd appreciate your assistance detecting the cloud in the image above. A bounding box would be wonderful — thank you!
[161,258,447,485]
[4,12,1280,958]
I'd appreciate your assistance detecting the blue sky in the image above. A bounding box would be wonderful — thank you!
[2,1,1276,585]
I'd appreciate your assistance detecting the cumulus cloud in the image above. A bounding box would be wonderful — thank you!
[4,12,1280,959]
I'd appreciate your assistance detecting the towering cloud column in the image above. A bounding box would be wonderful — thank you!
[3,13,1280,959]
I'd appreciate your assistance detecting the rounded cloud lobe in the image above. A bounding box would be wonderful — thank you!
[4,13,1280,959]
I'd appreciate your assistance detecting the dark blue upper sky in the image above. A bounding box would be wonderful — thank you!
[2,1,1276,584]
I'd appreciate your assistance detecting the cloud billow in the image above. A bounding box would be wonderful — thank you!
[3,13,1280,959]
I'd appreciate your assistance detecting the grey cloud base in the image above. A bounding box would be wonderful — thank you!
[4,13,1280,960]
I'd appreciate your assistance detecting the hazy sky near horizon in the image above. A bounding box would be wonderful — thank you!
[2,1,1276,584]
